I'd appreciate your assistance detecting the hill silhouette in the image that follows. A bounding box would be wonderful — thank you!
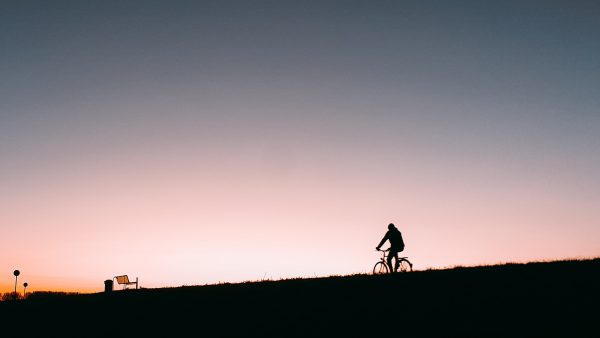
[1,259,598,337]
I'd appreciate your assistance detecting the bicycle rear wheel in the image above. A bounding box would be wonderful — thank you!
[373,261,389,274]
[398,259,413,272]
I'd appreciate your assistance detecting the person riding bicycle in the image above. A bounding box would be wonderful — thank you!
[376,223,405,272]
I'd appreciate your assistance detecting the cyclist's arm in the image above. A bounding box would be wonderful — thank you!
[376,232,389,250]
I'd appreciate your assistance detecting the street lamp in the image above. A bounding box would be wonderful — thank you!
[13,270,20,300]
[23,282,28,298]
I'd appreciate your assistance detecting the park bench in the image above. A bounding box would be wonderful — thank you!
[114,275,139,290]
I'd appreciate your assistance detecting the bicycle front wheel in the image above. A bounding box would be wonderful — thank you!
[398,259,413,272]
[373,261,389,275]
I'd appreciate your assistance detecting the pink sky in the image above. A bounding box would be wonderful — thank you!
[2,108,598,293]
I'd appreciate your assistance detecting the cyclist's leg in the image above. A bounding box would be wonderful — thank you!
[394,248,403,271]
[388,250,399,272]
[386,252,394,273]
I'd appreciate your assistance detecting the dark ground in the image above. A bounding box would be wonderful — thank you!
[1,259,598,337]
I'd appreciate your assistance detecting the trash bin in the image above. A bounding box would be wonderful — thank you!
[104,279,113,293]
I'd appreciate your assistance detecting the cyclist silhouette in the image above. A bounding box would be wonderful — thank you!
[376,223,405,272]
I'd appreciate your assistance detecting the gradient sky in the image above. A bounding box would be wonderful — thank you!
[1,1,599,293]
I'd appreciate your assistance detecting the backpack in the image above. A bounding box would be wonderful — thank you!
[398,232,405,251]
[391,229,405,251]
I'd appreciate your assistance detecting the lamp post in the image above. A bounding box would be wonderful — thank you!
[13,270,20,300]
[23,282,28,298]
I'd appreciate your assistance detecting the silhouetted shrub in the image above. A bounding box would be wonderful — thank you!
[26,291,79,300]
[1,292,21,301]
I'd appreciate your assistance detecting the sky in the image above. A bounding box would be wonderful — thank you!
[1,0,599,293]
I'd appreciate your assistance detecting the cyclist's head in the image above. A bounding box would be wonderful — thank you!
[388,223,396,230]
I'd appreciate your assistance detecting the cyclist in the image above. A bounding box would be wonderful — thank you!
[375,223,405,272]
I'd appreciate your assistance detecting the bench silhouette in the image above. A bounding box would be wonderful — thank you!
[114,275,139,290]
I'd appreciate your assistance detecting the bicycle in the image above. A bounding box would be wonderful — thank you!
[373,248,413,274]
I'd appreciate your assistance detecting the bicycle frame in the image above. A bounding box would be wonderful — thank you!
[374,248,413,273]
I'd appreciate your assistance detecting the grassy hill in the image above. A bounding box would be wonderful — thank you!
[1,259,598,337]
